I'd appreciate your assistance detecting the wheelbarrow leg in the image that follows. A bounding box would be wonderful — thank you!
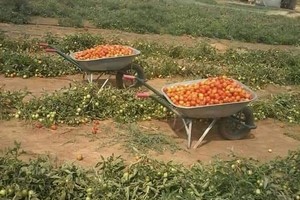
[100,75,112,90]
[85,73,93,83]
[172,116,185,131]
[193,119,218,149]
[182,118,193,148]
[96,74,113,94]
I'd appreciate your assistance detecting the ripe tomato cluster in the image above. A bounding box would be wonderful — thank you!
[164,76,252,107]
[74,45,133,60]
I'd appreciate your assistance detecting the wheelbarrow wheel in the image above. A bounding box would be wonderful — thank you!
[116,64,145,89]
[218,107,255,140]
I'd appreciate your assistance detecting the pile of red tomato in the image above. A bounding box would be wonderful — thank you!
[163,76,252,107]
[74,45,133,60]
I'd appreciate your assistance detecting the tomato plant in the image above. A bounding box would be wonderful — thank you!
[0,145,300,199]
[1,33,299,89]
[0,88,27,120]
[1,84,299,126]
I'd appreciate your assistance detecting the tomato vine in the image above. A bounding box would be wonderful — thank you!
[0,144,300,199]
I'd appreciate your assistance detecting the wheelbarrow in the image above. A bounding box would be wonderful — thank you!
[123,75,258,149]
[39,43,145,89]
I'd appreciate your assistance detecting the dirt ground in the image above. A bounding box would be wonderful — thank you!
[1,113,300,167]
[0,20,300,166]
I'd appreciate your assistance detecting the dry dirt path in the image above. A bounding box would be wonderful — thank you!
[1,118,299,167]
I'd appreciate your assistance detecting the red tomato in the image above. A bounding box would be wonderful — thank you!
[165,76,252,107]
[75,45,133,60]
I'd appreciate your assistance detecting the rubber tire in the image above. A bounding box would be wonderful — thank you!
[116,64,145,89]
[218,107,255,140]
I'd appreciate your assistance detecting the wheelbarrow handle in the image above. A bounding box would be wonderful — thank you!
[39,43,49,48]
[123,74,165,99]
[149,95,182,117]
[39,42,84,72]
[123,74,136,80]
[45,48,57,53]
[136,91,182,117]
[126,75,182,117]
[136,92,150,98]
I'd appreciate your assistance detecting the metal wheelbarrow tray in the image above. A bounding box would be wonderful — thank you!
[69,47,141,72]
[124,75,258,149]
[39,43,145,89]
[161,79,257,119]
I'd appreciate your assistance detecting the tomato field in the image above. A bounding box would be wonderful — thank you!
[1,144,300,199]
[1,0,300,199]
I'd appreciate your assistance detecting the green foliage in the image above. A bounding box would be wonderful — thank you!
[1,145,300,199]
[0,0,31,24]
[13,84,170,126]
[28,0,73,18]
[0,89,27,120]
[88,0,300,45]
[252,93,300,123]
[1,33,300,89]
[0,33,299,126]
[44,33,105,52]
[1,83,300,126]
[0,50,78,78]
[1,0,300,44]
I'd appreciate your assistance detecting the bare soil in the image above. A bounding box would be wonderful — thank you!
[1,117,300,167]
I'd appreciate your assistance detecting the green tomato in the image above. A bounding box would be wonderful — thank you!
[0,189,6,196]
[255,189,261,195]
[7,188,14,195]
[28,190,35,196]
[145,176,150,182]
[21,189,28,197]
[86,188,93,194]
[163,172,168,178]
[123,172,129,180]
